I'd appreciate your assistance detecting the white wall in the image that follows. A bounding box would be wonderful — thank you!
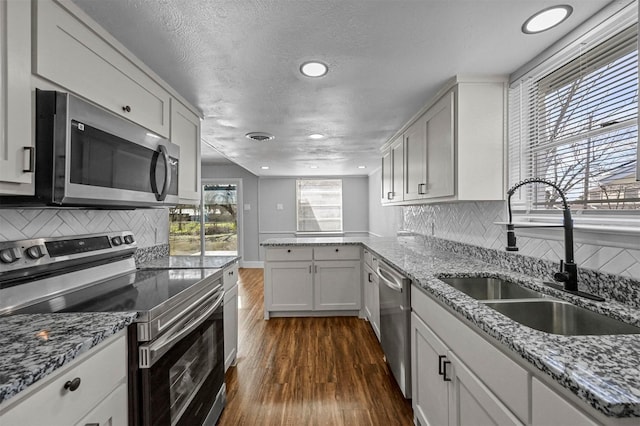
[258,176,370,258]
[201,163,260,264]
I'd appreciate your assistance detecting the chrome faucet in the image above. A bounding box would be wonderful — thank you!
[505,178,603,301]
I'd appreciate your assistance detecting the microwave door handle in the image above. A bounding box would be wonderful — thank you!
[155,145,171,201]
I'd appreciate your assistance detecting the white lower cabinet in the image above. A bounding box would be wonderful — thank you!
[411,311,450,426]
[0,330,127,426]
[363,262,380,340]
[314,260,361,310]
[411,286,527,426]
[264,246,361,318]
[74,382,128,426]
[223,262,239,371]
[531,378,600,426]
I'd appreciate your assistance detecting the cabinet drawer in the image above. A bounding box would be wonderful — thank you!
[0,333,127,426]
[223,262,239,291]
[265,247,313,261]
[363,249,375,268]
[314,245,361,260]
[35,0,171,137]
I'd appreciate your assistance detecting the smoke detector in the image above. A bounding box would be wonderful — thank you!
[245,132,275,142]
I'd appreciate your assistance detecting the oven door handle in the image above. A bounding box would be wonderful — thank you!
[139,290,225,368]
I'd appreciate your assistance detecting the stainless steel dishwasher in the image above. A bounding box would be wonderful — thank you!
[377,259,411,398]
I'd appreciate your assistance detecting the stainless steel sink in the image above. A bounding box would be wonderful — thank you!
[483,300,640,335]
[439,277,544,300]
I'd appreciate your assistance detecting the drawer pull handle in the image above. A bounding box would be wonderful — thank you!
[64,377,81,392]
[122,105,131,113]
[438,355,446,375]
[442,360,452,382]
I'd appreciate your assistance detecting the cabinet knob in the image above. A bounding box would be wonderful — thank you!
[287,249,291,253]
[64,377,81,392]
[122,105,131,113]
[335,248,339,252]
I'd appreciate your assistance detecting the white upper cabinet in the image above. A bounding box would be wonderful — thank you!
[382,76,506,205]
[34,0,171,137]
[0,0,33,195]
[171,99,201,203]
[381,135,404,204]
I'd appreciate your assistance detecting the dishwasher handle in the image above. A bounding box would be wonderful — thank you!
[376,265,403,292]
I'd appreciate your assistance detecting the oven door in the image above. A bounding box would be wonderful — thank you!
[139,292,225,426]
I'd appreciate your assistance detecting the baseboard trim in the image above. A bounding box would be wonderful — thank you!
[240,260,264,269]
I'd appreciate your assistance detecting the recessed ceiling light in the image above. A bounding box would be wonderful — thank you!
[522,5,573,34]
[246,132,275,141]
[309,133,324,140]
[260,166,270,170]
[309,165,319,169]
[358,165,366,169]
[300,61,328,78]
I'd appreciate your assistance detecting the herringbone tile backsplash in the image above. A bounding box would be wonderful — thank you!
[403,201,640,280]
[0,208,169,248]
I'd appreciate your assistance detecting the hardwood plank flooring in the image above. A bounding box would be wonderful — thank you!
[218,268,414,425]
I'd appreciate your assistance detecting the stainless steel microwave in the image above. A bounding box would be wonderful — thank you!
[1,90,179,208]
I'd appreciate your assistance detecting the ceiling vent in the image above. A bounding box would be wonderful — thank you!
[245,132,275,142]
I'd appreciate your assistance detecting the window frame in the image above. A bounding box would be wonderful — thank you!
[506,2,640,241]
[295,178,344,234]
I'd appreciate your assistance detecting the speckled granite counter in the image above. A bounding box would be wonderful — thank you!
[137,255,240,270]
[0,312,137,406]
[262,237,640,418]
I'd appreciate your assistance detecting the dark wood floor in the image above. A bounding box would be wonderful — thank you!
[217,268,414,425]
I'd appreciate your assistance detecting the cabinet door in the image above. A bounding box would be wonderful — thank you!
[34,0,171,137]
[391,135,404,202]
[531,378,600,426]
[411,312,449,426]
[425,91,455,199]
[171,99,201,203]
[404,113,427,201]
[74,382,128,426]
[0,0,33,194]
[381,148,393,204]
[223,283,238,371]
[448,352,523,426]
[314,260,361,310]
[363,264,374,323]
[264,261,313,312]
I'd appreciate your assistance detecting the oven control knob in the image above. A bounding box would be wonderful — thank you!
[111,236,123,246]
[124,235,135,245]
[25,245,45,259]
[0,247,22,264]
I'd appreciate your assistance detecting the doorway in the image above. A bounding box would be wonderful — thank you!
[203,183,238,256]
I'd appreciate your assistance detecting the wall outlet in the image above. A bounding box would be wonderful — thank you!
[276,203,284,210]
[244,203,251,211]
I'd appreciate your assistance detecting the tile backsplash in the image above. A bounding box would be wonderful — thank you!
[0,208,169,248]
[403,201,640,280]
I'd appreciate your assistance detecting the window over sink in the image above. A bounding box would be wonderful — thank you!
[507,2,639,239]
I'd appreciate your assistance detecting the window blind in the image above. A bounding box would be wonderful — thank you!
[296,179,343,232]
[508,24,639,211]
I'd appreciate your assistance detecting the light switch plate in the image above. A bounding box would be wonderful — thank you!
[244,203,251,211]
[276,203,284,210]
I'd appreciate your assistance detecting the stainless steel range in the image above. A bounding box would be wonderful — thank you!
[0,232,226,426]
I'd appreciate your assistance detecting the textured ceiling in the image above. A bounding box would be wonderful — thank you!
[71,0,614,176]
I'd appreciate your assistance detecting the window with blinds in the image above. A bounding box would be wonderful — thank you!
[509,24,639,212]
[296,179,343,232]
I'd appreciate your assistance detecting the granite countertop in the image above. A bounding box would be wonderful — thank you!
[137,254,240,270]
[0,312,137,406]
[262,236,640,418]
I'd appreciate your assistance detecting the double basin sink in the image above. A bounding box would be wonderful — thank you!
[439,277,640,335]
